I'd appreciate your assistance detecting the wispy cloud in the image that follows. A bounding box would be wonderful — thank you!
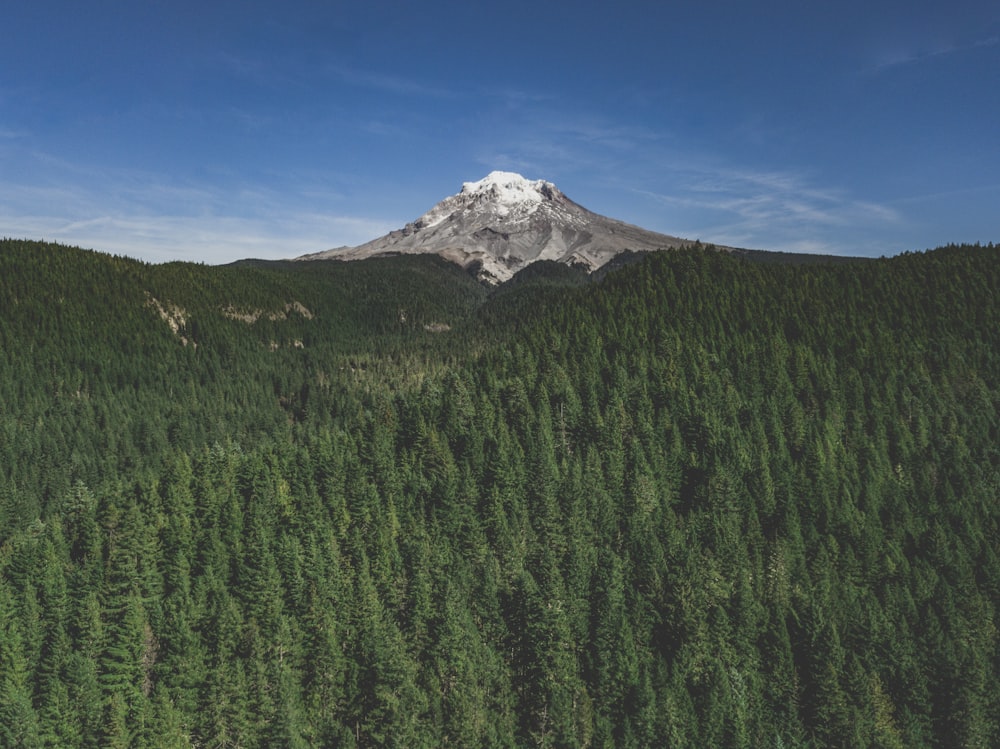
[211,50,308,93]
[0,155,395,263]
[870,34,999,72]
[633,166,902,254]
[480,87,556,107]
[462,97,901,253]
[472,105,669,183]
[2,204,394,264]
[328,66,456,99]
[890,181,1000,205]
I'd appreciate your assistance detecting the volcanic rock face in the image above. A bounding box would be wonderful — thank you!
[298,171,692,283]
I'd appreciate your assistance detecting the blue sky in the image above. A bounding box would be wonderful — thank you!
[2,1,998,263]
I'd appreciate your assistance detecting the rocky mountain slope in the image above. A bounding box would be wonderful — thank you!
[297,171,695,283]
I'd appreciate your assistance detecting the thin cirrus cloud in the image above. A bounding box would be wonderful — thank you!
[869,33,999,72]
[2,207,395,264]
[472,105,668,180]
[633,166,901,254]
[464,99,902,254]
[327,65,457,99]
[0,162,395,263]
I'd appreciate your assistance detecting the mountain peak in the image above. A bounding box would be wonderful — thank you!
[460,171,555,202]
[299,173,693,283]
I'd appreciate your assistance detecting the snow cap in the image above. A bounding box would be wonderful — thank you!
[460,171,555,207]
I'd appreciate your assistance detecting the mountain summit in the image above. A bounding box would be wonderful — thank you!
[298,171,693,283]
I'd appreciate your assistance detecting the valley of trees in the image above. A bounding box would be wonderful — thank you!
[1,238,998,747]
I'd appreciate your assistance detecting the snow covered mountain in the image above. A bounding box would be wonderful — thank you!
[297,171,695,283]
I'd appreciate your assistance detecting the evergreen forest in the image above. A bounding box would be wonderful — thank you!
[1,238,998,747]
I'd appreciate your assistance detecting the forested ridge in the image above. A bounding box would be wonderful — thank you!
[1,238,998,747]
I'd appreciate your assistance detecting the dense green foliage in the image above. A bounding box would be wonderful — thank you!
[1,238,998,747]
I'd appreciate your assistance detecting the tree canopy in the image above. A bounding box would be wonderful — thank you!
[1,238,998,747]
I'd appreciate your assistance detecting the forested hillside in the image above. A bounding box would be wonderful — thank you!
[1,238,998,747]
